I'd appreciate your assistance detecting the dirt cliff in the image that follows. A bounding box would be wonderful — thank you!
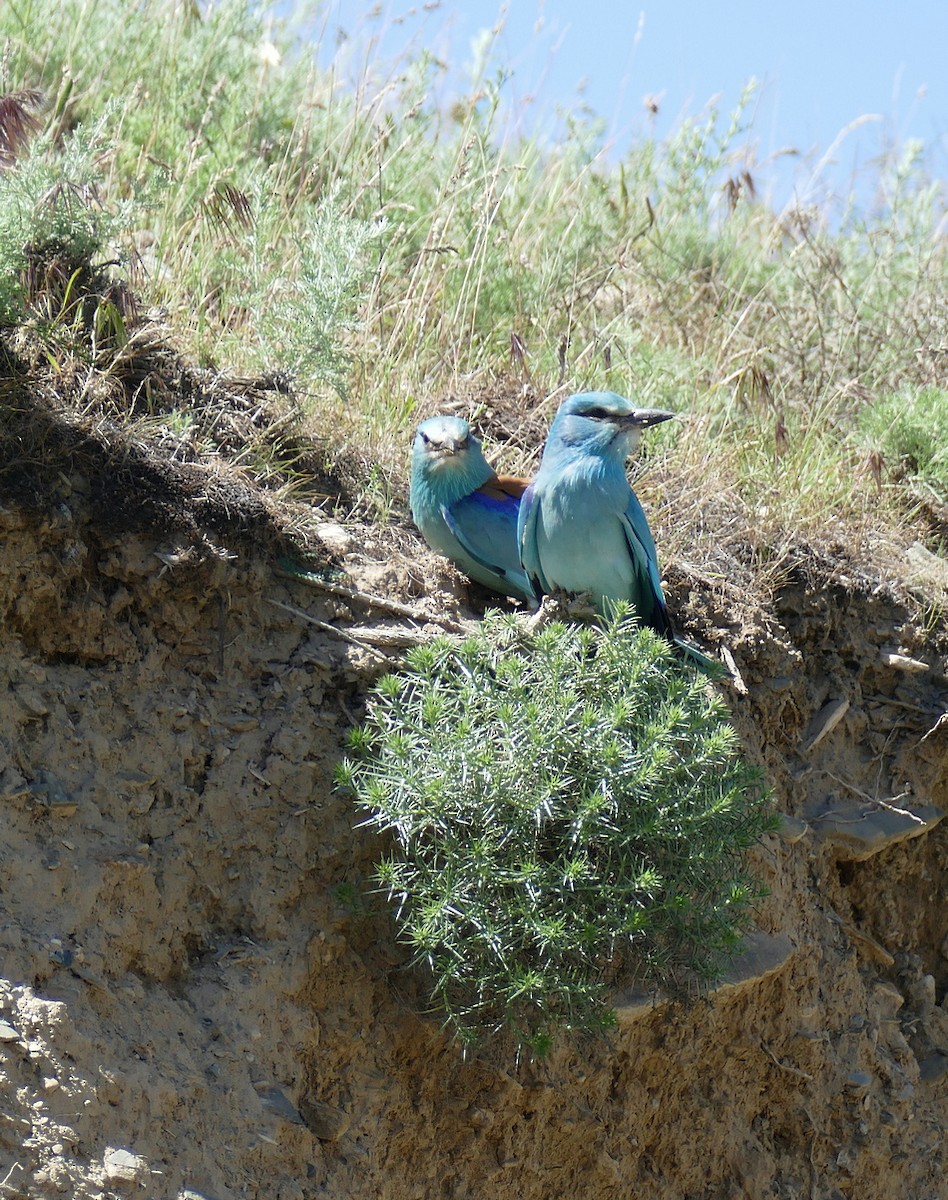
[0,468,946,1199]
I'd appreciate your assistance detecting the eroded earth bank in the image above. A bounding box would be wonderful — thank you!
[0,478,947,1200]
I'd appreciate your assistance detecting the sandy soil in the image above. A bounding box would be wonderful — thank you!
[0,492,946,1200]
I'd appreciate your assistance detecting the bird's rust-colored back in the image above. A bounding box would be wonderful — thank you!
[476,473,531,502]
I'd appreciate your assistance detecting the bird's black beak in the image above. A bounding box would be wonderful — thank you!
[626,407,676,428]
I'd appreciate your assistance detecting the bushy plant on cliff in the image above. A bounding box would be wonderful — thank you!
[0,108,132,329]
[336,609,777,1056]
[209,177,378,394]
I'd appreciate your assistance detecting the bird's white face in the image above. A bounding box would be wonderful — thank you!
[554,394,675,457]
[414,416,477,472]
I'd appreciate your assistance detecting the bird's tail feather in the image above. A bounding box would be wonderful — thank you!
[673,636,729,680]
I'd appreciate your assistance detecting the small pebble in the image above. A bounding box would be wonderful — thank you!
[775,814,808,844]
[845,1071,872,1097]
[881,651,928,673]
[298,1097,351,1141]
[918,1052,948,1083]
[315,522,352,554]
[15,688,49,718]
[801,698,849,752]
[254,1084,304,1125]
[103,1146,147,1186]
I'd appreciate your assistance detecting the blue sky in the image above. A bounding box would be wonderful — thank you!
[291,1,947,212]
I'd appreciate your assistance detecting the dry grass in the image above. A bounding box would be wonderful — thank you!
[0,0,944,596]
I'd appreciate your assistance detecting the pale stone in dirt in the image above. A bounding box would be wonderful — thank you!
[102,1146,148,1186]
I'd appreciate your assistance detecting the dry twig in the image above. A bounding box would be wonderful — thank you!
[275,564,467,632]
[266,598,398,663]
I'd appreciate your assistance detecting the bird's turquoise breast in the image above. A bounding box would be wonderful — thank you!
[534,466,635,604]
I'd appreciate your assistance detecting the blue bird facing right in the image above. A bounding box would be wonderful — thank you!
[519,391,721,674]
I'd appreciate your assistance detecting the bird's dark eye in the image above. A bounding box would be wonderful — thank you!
[420,431,431,444]
[583,406,610,419]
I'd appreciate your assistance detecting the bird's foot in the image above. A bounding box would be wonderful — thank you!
[560,590,598,622]
[525,590,596,631]
[525,595,561,631]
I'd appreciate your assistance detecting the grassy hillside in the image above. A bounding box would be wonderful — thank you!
[1,0,946,563]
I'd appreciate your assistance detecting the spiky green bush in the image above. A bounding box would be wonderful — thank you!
[336,609,776,1055]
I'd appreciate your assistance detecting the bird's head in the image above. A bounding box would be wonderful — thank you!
[410,414,495,508]
[547,391,675,459]
[412,415,479,473]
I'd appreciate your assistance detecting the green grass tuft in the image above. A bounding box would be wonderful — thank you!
[856,387,948,500]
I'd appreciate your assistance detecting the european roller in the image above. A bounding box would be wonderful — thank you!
[410,415,535,604]
[518,391,720,673]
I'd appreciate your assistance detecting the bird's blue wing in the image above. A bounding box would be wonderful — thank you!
[516,483,547,599]
[620,492,723,674]
[442,484,535,602]
[440,497,509,576]
[618,491,673,635]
